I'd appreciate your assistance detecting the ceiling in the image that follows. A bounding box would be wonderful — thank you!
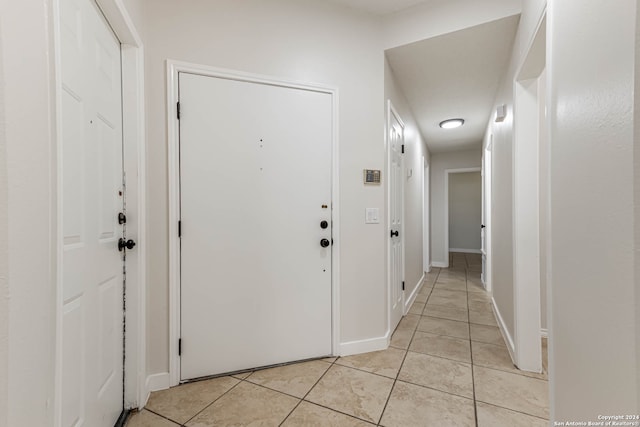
[386,15,520,153]
[327,0,433,16]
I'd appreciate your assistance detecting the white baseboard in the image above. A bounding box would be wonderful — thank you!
[403,273,425,314]
[339,334,389,357]
[491,297,516,364]
[144,372,170,405]
[450,248,482,254]
[432,261,448,268]
[540,328,548,338]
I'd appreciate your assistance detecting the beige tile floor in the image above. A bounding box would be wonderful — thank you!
[127,253,549,426]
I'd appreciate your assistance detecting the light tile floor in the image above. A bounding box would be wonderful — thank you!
[127,253,549,426]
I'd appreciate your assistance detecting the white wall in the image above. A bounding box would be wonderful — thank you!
[548,0,638,419]
[482,0,545,347]
[448,172,481,252]
[382,0,521,49]
[384,57,430,307]
[0,17,7,427]
[636,1,640,411]
[538,69,548,332]
[430,150,481,266]
[0,1,57,425]
[142,0,387,375]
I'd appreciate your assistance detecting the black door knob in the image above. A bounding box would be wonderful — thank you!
[481,224,486,229]
[390,230,399,238]
[320,238,330,248]
[320,220,329,229]
[118,238,136,252]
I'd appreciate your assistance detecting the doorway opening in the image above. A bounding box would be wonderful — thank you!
[444,168,482,269]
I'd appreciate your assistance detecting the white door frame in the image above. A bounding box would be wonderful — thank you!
[423,158,430,273]
[511,10,546,373]
[166,61,340,386]
[52,0,147,419]
[386,100,405,330]
[444,168,481,266]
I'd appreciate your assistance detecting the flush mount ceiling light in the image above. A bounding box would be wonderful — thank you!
[439,118,465,129]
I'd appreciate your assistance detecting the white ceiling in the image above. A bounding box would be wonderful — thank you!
[386,15,520,153]
[327,0,433,16]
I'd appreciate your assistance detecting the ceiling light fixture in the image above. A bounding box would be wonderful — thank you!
[439,118,465,129]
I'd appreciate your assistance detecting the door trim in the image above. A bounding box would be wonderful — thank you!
[443,168,481,267]
[166,60,340,386]
[423,159,430,272]
[52,0,147,421]
[511,9,546,374]
[386,100,405,334]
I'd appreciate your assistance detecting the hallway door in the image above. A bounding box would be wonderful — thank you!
[388,102,405,332]
[59,0,125,424]
[179,72,333,380]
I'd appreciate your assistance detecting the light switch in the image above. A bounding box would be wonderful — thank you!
[365,208,380,224]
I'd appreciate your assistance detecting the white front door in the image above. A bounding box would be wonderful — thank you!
[59,0,125,425]
[388,102,404,331]
[179,72,333,380]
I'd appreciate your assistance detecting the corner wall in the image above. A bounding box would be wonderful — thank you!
[0,18,7,427]
[548,0,638,419]
[430,150,481,266]
[384,57,429,308]
[481,0,546,349]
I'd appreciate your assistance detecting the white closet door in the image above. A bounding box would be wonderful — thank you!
[388,105,405,331]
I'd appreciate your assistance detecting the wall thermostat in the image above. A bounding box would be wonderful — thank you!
[364,169,381,184]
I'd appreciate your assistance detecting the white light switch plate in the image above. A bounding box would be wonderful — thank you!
[365,208,380,224]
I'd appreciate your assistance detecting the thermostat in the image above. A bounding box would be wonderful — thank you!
[364,169,381,184]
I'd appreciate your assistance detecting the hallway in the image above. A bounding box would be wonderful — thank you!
[126,256,548,426]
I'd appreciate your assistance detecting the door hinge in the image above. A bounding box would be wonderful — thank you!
[402,281,405,291]
[401,144,405,154]
[178,220,182,237]
[178,338,182,356]
[177,102,181,120]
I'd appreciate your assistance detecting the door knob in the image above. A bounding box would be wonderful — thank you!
[320,220,328,229]
[481,224,486,229]
[320,238,330,248]
[390,230,399,238]
[118,238,136,252]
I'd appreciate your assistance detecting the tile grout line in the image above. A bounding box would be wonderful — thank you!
[276,356,378,426]
[180,378,244,425]
[465,267,480,427]
[375,268,440,426]
[139,408,184,426]
[278,358,338,426]
[473,399,550,421]
[293,358,383,426]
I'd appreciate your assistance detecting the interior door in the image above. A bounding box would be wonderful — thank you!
[389,104,404,331]
[59,0,125,425]
[179,72,333,380]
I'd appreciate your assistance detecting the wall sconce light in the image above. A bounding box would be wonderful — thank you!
[495,104,507,122]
